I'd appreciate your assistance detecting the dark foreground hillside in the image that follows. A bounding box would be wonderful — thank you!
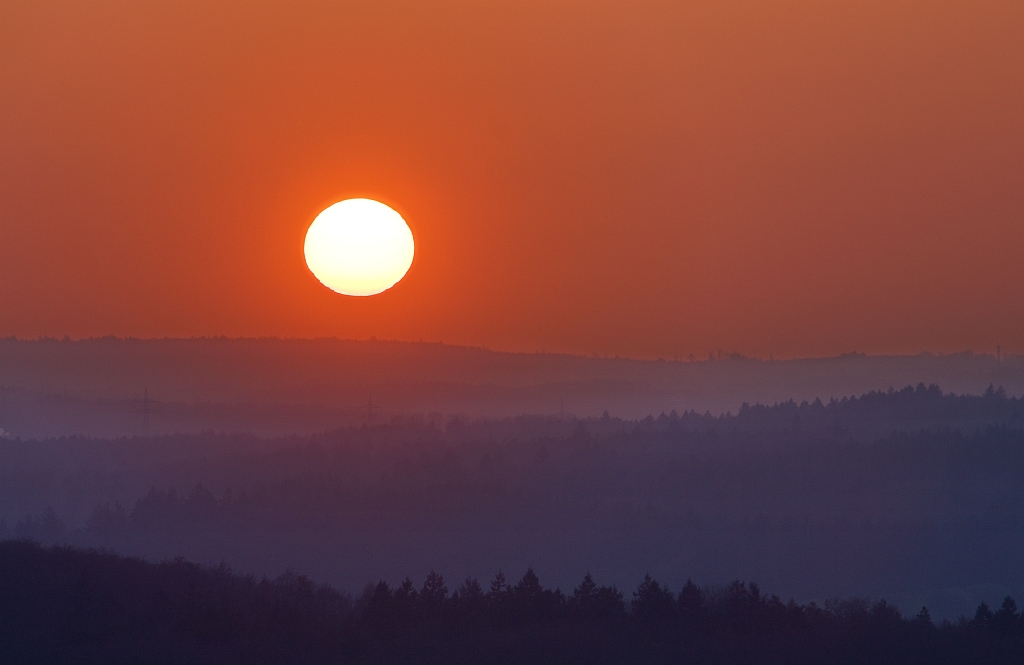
[1,541,1022,665]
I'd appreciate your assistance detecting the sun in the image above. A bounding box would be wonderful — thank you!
[304,199,415,296]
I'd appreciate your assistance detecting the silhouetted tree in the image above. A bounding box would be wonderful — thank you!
[570,573,625,621]
[488,570,507,599]
[454,577,483,605]
[632,574,675,633]
[678,577,704,626]
[994,597,1020,635]
[572,573,597,605]
[915,606,933,626]
[976,601,995,627]
[421,571,448,606]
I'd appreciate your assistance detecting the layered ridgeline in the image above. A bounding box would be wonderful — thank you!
[0,337,1021,437]
[4,385,1024,620]
[2,541,1022,665]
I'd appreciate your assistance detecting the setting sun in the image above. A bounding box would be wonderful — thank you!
[303,199,415,296]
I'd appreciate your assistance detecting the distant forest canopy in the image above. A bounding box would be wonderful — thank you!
[642,382,1024,434]
[4,385,1024,619]
[0,336,1021,436]
[3,380,1022,441]
[2,541,1022,665]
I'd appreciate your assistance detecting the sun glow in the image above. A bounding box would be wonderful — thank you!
[304,199,415,296]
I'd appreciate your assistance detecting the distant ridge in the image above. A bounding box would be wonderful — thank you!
[0,337,1020,438]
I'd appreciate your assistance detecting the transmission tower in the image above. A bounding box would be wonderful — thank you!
[131,387,160,436]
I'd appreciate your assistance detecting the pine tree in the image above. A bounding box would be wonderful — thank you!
[632,574,676,632]
[678,578,704,624]
[489,570,507,598]
[994,596,1020,634]
[573,573,597,606]
[421,571,448,605]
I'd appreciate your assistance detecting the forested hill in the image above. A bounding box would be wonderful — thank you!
[2,541,1022,665]
[5,385,1024,618]
[580,382,1024,438]
[0,337,1021,437]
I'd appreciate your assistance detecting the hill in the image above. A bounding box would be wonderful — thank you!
[0,337,1020,437]
[2,541,1022,664]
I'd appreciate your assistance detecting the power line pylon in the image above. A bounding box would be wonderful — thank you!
[131,387,159,436]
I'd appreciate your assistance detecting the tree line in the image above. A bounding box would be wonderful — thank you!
[577,383,1024,438]
[1,541,1022,664]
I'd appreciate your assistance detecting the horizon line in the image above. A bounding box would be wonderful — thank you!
[0,335,1013,365]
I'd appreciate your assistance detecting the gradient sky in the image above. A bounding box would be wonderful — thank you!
[1,0,1021,359]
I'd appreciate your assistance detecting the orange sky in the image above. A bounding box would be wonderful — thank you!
[1,0,1021,359]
